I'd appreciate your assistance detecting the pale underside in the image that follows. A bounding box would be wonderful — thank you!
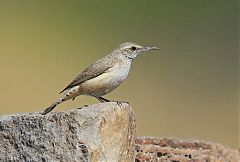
[80,61,131,96]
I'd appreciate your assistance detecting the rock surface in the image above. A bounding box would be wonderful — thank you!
[135,137,240,162]
[0,102,136,162]
[1,103,239,162]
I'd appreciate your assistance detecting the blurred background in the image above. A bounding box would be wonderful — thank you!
[0,0,238,147]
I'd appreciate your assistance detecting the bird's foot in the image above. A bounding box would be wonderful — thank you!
[112,100,129,107]
[77,105,89,109]
[116,101,122,107]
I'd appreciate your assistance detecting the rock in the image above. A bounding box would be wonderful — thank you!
[135,137,240,162]
[0,102,136,162]
[1,103,239,162]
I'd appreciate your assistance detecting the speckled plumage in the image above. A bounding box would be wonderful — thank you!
[42,42,159,115]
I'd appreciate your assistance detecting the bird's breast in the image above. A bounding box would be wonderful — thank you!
[108,61,131,83]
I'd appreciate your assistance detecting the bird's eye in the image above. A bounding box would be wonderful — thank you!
[131,46,137,51]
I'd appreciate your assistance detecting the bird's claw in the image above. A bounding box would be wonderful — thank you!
[116,101,122,107]
[77,105,89,109]
[113,100,129,107]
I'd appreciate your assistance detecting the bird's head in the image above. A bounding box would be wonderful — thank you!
[114,42,160,60]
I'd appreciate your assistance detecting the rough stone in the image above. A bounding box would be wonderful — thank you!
[0,102,136,162]
[1,102,239,162]
[135,137,240,162]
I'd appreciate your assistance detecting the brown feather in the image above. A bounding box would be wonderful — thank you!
[59,54,118,93]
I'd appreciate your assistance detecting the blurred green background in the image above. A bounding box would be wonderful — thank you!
[0,0,238,147]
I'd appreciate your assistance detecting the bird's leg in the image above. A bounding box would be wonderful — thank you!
[99,96,110,102]
[90,93,110,103]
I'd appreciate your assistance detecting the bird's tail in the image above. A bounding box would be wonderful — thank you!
[42,86,80,115]
[41,103,57,115]
[42,96,65,115]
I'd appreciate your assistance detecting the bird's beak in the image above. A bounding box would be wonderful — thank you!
[144,46,160,51]
[142,47,160,52]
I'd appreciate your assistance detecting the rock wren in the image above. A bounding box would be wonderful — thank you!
[42,42,159,115]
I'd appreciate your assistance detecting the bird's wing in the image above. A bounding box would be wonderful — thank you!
[59,56,116,93]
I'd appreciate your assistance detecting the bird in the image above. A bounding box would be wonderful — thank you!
[42,42,159,115]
